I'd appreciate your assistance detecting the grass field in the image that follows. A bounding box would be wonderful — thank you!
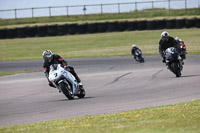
[0,28,200,61]
[0,100,199,132]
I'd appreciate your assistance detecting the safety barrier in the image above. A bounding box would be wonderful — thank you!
[0,17,199,39]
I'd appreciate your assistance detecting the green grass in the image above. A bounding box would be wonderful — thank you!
[0,100,199,133]
[0,28,200,61]
[0,8,199,28]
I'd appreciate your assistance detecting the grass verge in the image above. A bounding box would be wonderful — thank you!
[0,28,200,61]
[0,8,199,28]
[0,100,199,133]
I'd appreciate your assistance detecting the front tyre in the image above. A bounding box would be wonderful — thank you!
[171,62,181,77]
[140,57,145,63]
[59,82,74,100]
[77,86,86,98]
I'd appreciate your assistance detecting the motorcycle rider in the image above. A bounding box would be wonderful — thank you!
[159,31,182,64]
[175,37,187,60]
[42,50,82,88]
[131,44,142,60]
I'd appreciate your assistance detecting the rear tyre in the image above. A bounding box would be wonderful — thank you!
[59,82,74,100]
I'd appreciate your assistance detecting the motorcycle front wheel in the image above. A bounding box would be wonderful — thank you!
[77,86,86,98]
[171,62,181,77]
[59,82,74,100]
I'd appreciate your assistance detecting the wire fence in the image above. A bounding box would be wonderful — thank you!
[0,0,189,19]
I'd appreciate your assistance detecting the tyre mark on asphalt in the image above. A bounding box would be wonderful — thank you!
[107,72,132,85]
[151,69,164,80]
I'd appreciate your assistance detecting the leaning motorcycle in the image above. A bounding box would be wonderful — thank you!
[48,64,86,100]
[164,47,183,77]
[134,49,145,63]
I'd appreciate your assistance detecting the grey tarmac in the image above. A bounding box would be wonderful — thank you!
[0,56,200,126]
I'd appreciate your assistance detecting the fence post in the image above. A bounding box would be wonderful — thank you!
[152,1,154,13]
[101,4,103,14]
[118,3,120,14]
[152,1,154,9]
[32,8,34,18]
[49,7,51,17]
[83,5,86,15]
[14,9,17,19]
[185,0,187,9]
[66,6,69,17]
[168,0,171,10]
[135,2,137,12]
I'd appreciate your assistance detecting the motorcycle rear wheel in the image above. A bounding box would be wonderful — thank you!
[59,82,74,100]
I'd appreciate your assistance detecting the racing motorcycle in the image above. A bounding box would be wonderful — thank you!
[134,49,145,63]
[164,47,183,77]
[48,64,85,100]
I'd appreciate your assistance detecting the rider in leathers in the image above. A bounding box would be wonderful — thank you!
[42,50,82,87]
[131,44,142,60]
[159,31,181,63]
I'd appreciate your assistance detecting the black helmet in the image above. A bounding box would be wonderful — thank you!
[42,50,53,62]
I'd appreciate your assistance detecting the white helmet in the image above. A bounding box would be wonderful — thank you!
[132,44,136,48]
[42,50,53,62]
[161,31,169,41]
[161,31,169,38]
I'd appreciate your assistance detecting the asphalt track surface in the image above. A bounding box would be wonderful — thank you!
[0,56,200,126]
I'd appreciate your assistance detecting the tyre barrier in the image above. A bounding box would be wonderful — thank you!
[185,17,196,28]
[0,17,199,39]
[176,18,186,29]
[127,21,137,31]
[48,25,58,36]
[78,23,88,34]
[37,25,48,37]
[17,27,28,38]
[7,28,18,39]
[97,22,108,33]
[107,21,118,32]
[137,20,147,30]
[27,26,38,37]
[68,23,78,35]
[57,24,68,35]
[196,17,200,28]
[155,19,166,29]
[117,21,128,31]
[87,23,98,33]
[147,20,156,30]
[0,28,7,39]
[166,19,176,29]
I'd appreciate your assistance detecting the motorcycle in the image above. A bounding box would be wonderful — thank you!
[164,47,183,77]
[48,64,86,100]
[179,42,187,59]
[134,49,145,63]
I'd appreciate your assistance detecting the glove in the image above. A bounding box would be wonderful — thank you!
[47,78,55,88]
[162,57,166,63]
[64,65,71,71]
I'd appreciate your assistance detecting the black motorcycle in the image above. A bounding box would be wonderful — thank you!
[164,47,183,77]
[134,49,145,63]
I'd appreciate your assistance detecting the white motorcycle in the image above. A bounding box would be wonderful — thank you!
[48,64,85,100]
